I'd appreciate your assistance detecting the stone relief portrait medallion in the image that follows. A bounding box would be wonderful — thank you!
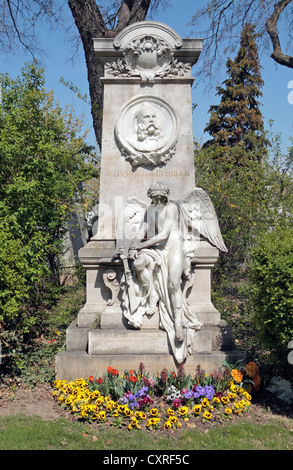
[115,95,179,167]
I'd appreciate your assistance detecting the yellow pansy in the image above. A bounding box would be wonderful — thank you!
[221,396,230,404]
[98,411,106,421]
[169,416,178,424]
[203,411,212,420]
[106,403,113,412]
[164,421,172,429]
[124,407,132,417]
[146,417,160,427]
[178,406,189,416]
[194,404,202,414]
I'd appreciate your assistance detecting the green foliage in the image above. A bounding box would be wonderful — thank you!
[196,23,276,286]
[195,64,293,379]
[247,225,293,376]
[0,61,98,377]
[195,132,293,377]
[196,105,293,283]
[1,283,85,386]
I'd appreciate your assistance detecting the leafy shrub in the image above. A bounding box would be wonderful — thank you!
[0,62,98,379]
[0,284,85,385]
[248,225,293,379]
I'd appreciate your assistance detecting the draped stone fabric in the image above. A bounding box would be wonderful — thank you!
[121,246,202,364]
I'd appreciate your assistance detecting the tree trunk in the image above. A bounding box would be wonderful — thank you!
[68,0,151,149]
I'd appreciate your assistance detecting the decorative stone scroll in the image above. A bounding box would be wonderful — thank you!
[115,95,179,167]
[103,269,120,306]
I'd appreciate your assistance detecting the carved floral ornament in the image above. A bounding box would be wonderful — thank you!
[115,95,179,167]
[105,34,190,83]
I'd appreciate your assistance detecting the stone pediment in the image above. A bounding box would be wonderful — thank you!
[113,21,183,50]
[93,21,203,83]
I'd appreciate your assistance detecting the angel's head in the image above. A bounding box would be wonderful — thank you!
[147,182,170,205]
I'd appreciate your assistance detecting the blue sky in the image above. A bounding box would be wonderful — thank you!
[1,0,292,154]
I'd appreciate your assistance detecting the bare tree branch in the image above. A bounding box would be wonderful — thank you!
[190,0,293,88]
[6,0,34,56]
[0,0,64,56]
[265,0,293,68]
[0,0,168,148]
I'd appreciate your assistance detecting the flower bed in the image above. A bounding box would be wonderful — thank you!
[53,361,261,431]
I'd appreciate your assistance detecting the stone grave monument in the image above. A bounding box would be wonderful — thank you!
[55,21,243,380]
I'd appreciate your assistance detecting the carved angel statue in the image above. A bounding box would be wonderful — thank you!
[114,182,227,364]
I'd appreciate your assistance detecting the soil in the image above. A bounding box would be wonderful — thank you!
[0,383,293,432]
[0,383,62,420]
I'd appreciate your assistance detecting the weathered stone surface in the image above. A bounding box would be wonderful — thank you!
[55,349,243,381]
[88,329,171,355]
[55,21,243,381]
[92,23,202,241]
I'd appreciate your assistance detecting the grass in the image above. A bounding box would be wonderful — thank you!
[0,414,292,450]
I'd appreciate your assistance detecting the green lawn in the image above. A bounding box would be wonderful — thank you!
[0,414,292,451]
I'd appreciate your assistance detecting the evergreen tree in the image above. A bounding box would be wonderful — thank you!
[204,23,269,163]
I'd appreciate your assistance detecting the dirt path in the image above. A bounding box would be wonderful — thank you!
[0,384,62,420]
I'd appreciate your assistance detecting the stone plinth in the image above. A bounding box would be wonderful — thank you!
[56,317,241,381]
[56,350,243,382]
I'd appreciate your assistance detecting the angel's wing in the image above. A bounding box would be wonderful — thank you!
[178,188,227,252]
[116,196,147,247]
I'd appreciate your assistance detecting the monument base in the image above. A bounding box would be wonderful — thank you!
[55,320,244,381]
[55,350,243,382]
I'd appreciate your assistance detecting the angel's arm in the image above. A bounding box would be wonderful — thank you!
[131,203,176,249]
